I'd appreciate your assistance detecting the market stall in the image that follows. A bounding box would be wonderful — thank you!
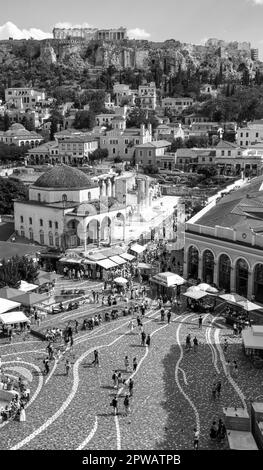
[0,311,30,336]
[19,280,39,293]
[0,298,21,314]
[150,272,185,300]
[0,287,22,300]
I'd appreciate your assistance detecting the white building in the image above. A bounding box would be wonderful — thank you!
[161,97,194,114]
[5,88,46,110]
[237,120,263,147]
[100,116,152,160]
[0,123,44,147]
[138,82,157,110]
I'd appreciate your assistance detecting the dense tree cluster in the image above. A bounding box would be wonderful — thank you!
[0,177,28,214]
[0,255,39,288]
[0,143,29,163]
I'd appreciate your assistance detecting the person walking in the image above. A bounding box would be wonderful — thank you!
[112,370,118,389]
[161,307,165,322]
[124,394,131,416]
[223,339,228,353]
[124,355,129,372]
[216,380,222,399]
[43,357,50,375]
[111,395,118,415]
[117,372,123,388]
[167,310,171,324]
[129,319,134,332]
[198,316,203,329]
[133,357,138,372]
[193,336,198,352]
[128,378,134,397]
[212,382,217,400]
[19,404,26,422]
[75,320,79,334]
[193,428,199,450]
[65,359,71,376]
[92,350,99,367]
[210,421,218,441]
[186,334,191,351]
[141,331,146,347]
[146,334,151,347]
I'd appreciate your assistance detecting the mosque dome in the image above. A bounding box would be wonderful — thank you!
[34,164,95,189]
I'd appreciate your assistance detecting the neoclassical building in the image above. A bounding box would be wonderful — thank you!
[0,123,44,147]
[14,165,128,250]
[184,176,263,302]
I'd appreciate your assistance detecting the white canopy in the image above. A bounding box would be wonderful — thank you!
[198,283,219,293]
[0,311,30,325]
[237,300,263,312]
[137,262,152,270]
[109,255,127,265]
[96,259,118,270]
[183,290,208,300]
[19,280,38,292]
[120,253,135,261]
[130,243,147,254]
[114,277,128,285]
[0,298,21,314]
[151,272,185,287]
[219,293,247,304]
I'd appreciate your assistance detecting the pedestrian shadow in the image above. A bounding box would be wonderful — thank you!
[100,385,114,390]
[55,372,67,377]
[82,363,94,368]
[129,344,146,348]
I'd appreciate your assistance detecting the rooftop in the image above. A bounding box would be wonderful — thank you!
[135,140,171,149]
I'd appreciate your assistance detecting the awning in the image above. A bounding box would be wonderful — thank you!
[0,311,30,325]
[109,255,127,265]
[15,292,50,307]
[19,280,39,292]
[183,291,208,300]
[130,243,147,254]
[242,328,263,350]
[0,298,21,314]
[59,257,82,264]
[236,300,263,312]
[151,272,185,287]
[0,287,23,300]
[82,259,97,265]
[120,253,135,261]
[137,262,152,270]
[96,259,118,270]
[219,293,247,305]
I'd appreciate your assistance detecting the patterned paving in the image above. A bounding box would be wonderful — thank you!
[1,303,263,450]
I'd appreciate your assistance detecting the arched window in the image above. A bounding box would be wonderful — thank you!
[55,233,60,247]
[62,194,67,203]
[254,264,263,303]
[88,191,91,201]
[38,193,41,202]
[202,250,214,284]
[187,246,199,279]
[236,259,249,297]
[49,232,54,246]
[20,226,25,238]
[29,227,34,241]
[39,230,44,245]
[218,254,231,292]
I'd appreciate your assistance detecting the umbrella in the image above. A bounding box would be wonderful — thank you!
[137,263,152,270]
[219,293,247,304]
[236,300,263,312]
[198,283,219,293]
[114,277,128,285]
[151,272,185,287]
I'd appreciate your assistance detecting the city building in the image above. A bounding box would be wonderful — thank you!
[0,123,44,147]
[138,83,157,110]
[135,140,171,168]
[113,84,136,106]
[215,140,263,176]
[5,88,46,110]
[237,120,263,147]
[155,123,185,140]
[184,176,263,302]
[251,49,259,61]
[161,97,194,114]
[100,117,152,160]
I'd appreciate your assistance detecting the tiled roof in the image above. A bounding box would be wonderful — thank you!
[216,140,240,149]
[197,176,263,230]
[135,140,171,149]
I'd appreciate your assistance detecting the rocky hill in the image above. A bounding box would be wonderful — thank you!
[0,37,259,81]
